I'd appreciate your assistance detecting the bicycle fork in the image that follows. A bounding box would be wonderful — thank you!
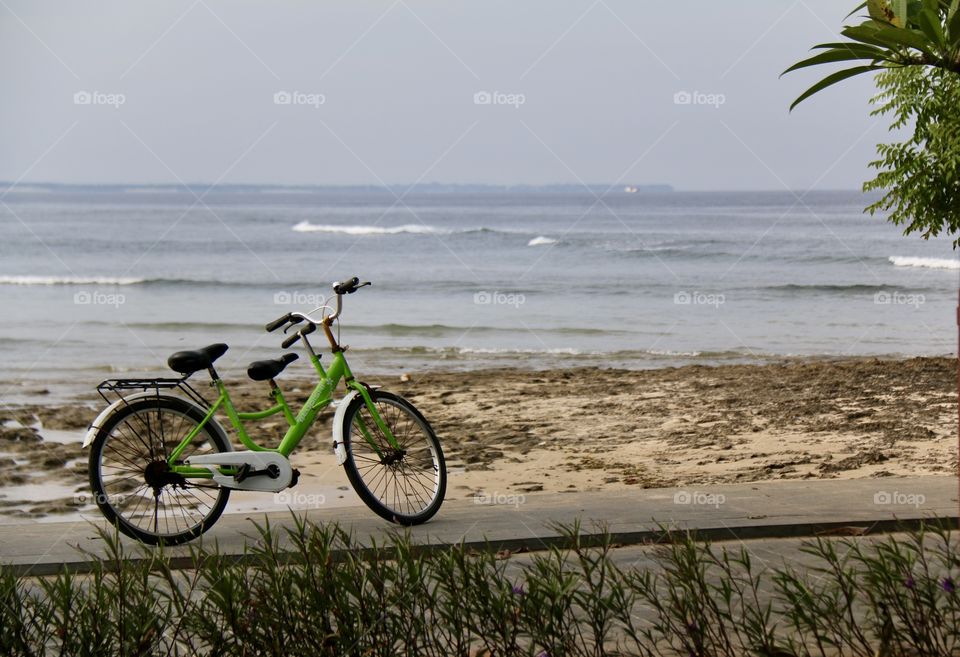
[332,382,403,465]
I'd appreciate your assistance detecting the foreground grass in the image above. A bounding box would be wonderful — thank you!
[2,519,959,656]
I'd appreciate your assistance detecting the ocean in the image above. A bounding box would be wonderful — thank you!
[0,187,957,403]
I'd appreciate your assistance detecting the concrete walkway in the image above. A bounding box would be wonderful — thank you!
[1,476,956,575]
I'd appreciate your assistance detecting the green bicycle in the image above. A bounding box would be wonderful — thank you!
[84,277,447,545]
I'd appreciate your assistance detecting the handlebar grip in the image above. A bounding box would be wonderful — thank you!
[281,323,316,349]
[265,313,292,332]
[333,276,360,295]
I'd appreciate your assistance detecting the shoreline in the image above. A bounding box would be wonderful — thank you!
[0,355,955,523]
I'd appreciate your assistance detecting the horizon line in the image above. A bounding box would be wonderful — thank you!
[0,181,872,194]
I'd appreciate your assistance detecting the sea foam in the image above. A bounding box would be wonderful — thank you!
[527,236,558,246]
[889,256,959,270]
[0,275,145,285]
[292,221,441,235]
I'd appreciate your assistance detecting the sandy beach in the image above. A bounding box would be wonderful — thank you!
[0,356,955,522]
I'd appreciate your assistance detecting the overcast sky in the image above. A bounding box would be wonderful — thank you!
[1,1,887,191]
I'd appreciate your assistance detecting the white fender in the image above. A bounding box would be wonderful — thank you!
[83,393,233,453]
[83,392,168,448]
[331,389,363,465]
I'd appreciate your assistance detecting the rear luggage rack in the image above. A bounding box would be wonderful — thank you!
[96,377,212,409]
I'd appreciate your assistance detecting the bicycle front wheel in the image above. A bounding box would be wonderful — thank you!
[341,390,446,525]
[88,396,231,545]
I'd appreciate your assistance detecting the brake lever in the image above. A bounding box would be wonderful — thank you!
[282,316,304,333]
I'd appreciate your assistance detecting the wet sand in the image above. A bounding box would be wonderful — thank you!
[0,356,955,521]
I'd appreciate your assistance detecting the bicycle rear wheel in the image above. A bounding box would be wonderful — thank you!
[341,390,446,525]
[88,396,231,545]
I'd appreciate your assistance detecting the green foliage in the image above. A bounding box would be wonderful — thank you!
[2,520,960,656]
[864,66,960,245]
[785,1,960,246]
[783,0,960,110]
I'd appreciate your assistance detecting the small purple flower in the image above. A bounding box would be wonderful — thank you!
[687,620,699,632]
[512,583,525,596]
[943,578,956,593]
[536,652,549,657]
[904,576,916,589]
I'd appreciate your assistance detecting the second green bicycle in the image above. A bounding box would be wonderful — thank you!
[84,277,447,545]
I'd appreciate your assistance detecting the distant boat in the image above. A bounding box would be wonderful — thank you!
[624,185,639,193]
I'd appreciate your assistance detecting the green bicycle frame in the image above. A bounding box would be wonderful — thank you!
[167,349,401,478]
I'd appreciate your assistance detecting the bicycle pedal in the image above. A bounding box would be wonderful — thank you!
[234,463,252,483]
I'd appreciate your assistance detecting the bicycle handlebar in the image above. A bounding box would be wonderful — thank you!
[265,276,370,350]
[265,312,292,332]
[333,277,359,295]
[282,322,315,349]
[265,313,305,332]
[332,277,370,295]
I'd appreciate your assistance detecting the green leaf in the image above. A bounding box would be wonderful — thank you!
[840,24,906,47]
[948,0,960,42]
[808,43,893,57]
[846,1,869,19]
[869,0,901,24]
[789,65,882,111]
[915,8,945,46]
[843,24,937,55]
[781,45,889,76]
[892,0,909,26]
